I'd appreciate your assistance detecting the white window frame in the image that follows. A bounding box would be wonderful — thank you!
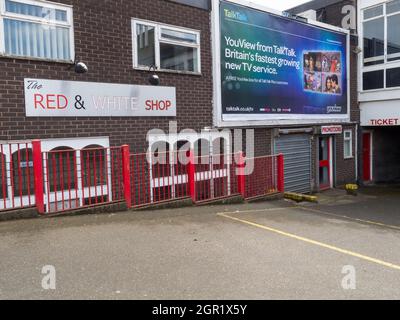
[343,129,353,159]
[0,0,75,62]
[41,137,109,213]
[360,0,400,92]
[132,18,201,74]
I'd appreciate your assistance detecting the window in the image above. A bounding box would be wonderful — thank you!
[363,4,384,66]
[0,0,74,61]
[387,67,400,87]
[364,4,383,19]
[136,24,156,67]
[132,19,200,73]
[363,16,384,66]
[173,140,190,174]
[387,0,400,14]
[12,147,34,196]
[0,152,7,199]
[47,147,77,192]
[363,70,384,90]
[361,1,400,91]
[343,130,353,159]
[387,13,400,61]
[81,145,107,187]
[362,2,400,66]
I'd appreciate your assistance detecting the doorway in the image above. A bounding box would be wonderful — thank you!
[362,132,372,182]
[319,136,333,190]
[274,134,312,194]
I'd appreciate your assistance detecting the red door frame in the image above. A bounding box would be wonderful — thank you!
[363,132,372,182]
[319,136,332,190]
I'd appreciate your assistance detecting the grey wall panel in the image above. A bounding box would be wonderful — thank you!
[275,134,312,194]
[168,0,211,10]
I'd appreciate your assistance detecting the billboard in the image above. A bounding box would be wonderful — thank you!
[214,0,350,126]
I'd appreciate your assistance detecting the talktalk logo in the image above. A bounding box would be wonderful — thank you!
[224,9,248,22]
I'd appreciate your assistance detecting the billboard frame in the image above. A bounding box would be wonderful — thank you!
[211,0,351,127]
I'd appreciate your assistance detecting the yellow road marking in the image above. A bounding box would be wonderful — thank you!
[218,207,296,215]
[297,206,400,231]
[219,205,400,231]
[218,212,400,271]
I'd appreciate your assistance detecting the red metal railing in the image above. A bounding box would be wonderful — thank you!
[243,154,284,200]
[41,146,124,213]
[0,142,35,211]
[129,150,189,207]
[192,153,239,203]
[0,138,285,215]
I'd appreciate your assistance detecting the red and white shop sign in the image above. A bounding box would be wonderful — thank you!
[321,125,343,135]
[24,78,176,117]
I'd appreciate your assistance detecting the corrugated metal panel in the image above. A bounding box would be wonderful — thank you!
[168,0,211,10]
[275,134,311,194]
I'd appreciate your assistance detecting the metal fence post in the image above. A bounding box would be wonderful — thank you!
[188,150,196,202]
[277,154,285,193]
[32,140,45,214]
[121,145,132,208]
[237,151,246,198]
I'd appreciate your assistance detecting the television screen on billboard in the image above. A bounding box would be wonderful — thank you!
[217,0,349,125]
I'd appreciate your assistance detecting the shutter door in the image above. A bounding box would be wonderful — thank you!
[275,134,311,194]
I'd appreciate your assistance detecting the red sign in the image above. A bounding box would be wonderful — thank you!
[321,125,343,135]
[145,100,172,111]
[370,118,399,126]
[34,94,69,110]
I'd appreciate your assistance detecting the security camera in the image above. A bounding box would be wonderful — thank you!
[148,74,160,86]
[148,65,160,86]
[353,46,362,54]
[74,61,88,74]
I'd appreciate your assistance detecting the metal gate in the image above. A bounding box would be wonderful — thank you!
[275,134,311,194]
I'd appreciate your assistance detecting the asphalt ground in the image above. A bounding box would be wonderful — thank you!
[0,186,399,299]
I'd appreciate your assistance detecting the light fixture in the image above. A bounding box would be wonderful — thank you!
[74,61,88,74]
[353,46,362,54]
[148,65,160,86]
[69,56,88,74]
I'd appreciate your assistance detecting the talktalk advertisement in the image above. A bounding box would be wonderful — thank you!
[220,1,348,120]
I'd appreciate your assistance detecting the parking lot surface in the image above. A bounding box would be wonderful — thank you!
[0,186,400,299]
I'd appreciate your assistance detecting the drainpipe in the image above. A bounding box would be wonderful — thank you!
[355,123,359,183]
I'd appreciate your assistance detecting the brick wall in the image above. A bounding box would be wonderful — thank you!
[0,0,212,152]
[315,0,359,122]
[314,0,359,187]
[0,0,359,190]
[335,125,357,185]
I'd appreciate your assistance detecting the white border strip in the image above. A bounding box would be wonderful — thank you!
[211,0,351,127]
